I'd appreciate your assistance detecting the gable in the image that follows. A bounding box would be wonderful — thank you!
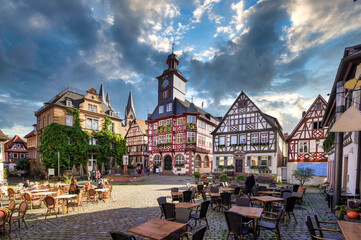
[213,92,279,134]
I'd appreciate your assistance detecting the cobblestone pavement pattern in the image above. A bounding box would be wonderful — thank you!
[1,175,341,240]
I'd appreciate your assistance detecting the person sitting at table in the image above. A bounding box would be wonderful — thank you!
[97,179,104,189]
[23,180,30,189]
[69,179,80,194]
[104,180,110,189]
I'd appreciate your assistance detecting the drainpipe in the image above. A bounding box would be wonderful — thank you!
[356,89,361,195]
[333,81,345,211]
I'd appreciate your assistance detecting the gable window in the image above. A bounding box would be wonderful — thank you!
[154,155,161,165]
[166,103,172,112]
[239,100,247,108]
[159,105,164,114]
[313,121,322,130]
[251,134,258,144]
[316,103,322,110]
[299,141,308,154]
[177,118,183,126]
[239,135,246,144]
[88,104,92,111]
[93,105,97,112]
[66,99,72,107]
[187,132,196,143]
[177,133,183,144]
[261,134,268,143]
[219,136,225,145]
[231,135,237,145]
[66,114,73,126]
[175,155,184,165]
[187,116,196,123]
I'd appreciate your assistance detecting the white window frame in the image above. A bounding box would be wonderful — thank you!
[154,155,161,165]
[159,105,164,114]
[175,155,184,165]
[187,132,196,143]
[66,114,73,126]
[166,103,172,112]
[177,133,183,144]
[261,156,268,166]
[166,134,172,143]
[93,119,98,130]
[159,135,164,144]
[219,136,225,145]
[187,116,196,123]
[87,118,92,129]
[177,118,183,126]
[166,119,172,126]
[88,104,92,111]
[231,136,237,145]
[261,134,268,143]
[153,137,157,146]
[239,135,246,144]
[93,105,97,112]
[299,141,308,154]
[251,135,258,144]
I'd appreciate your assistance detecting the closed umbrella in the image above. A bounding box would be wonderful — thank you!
[72,164,76,176]
[79,164,84,178]
[101,162,105,175]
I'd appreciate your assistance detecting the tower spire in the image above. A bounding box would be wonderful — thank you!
[99,80,106,102]
[106,91,110,105]
[124,89,136,126]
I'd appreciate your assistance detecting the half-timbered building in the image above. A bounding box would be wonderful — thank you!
[124,90,149,169]
[212,92,287,179]
[0,129,9,181]
[287,95,328,185]
[4,135,27,171]
[147,51,220,175]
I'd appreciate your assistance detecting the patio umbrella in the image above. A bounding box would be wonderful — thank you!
[79,164,84,178]
[72,164,76,176]
[101,162,105,175]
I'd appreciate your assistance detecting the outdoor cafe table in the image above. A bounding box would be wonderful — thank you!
[30,189,51,193]
[221,188,235,192]
[258,191,281,196]
[229,206,263,240]
[251,196,284,211]
[266,187,278,190]
[337,220,361,240]
[210,193,220,198]
[32,191,56,196]
[128,218,187,240]
[95,188,109,201]
[54,194,77,213]
[171,191,183,197]
[326,192,360,208]
[174,202,200,209]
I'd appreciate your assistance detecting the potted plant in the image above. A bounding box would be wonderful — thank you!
[193,171,201,184]
[220,173,228,182]
[217,165,224,172]
[237,174,246,181]
[292,167,315,187]
[335,205,348,220]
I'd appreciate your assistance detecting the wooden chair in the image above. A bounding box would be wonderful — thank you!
[9,201,28,232]
[67,191,85,213]
[0,208,11,239]
[87,188,98,204]
[23,192,42,210]
[313,210,339,238]
[43,196,62,219]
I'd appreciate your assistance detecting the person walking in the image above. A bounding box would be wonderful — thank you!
[243,174,255,195]
[92,170,96,182]
[96,170,101,181]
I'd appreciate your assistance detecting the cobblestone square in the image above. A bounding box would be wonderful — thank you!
[1,175,341,240]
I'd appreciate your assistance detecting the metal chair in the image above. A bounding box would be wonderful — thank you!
[256,207,284,240]
[23,192,42,210]
[197,184,204,194]
[292,184,300,193]
[225,210,253,240]
[313,210,339,238]
[175,207,192,224]
[157,197,167,218]
[305,216,344,240]
[182,190,193,203]
[190,200,210,229]
[110,232,136,240]
[283,196,297,224]
[201,191,207,201]
[161,203,176,221]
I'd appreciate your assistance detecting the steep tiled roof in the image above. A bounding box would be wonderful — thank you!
[0,129,9,141]
[24,130,36,139]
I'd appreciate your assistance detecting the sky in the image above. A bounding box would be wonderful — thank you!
[1,0,361,137]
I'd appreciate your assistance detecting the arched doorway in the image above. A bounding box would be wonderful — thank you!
[164,155,172,170]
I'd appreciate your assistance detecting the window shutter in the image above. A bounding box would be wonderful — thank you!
[247,156,251,166]
[258,156,261,166]
[268,156,272,166]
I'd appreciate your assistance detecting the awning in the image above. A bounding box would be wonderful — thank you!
[330,106,361,132]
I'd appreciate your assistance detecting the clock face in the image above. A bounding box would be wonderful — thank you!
[162,78,169,88]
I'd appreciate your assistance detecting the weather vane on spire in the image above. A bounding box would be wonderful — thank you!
[172,42,175,53]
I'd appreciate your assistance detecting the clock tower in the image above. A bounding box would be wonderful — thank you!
[156,51,187,105]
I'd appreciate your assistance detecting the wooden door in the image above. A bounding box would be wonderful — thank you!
[236,159,243,172]
[164,156,172,170]
[343,157,348,191]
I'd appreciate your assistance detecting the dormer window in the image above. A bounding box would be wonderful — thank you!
[66,99,72,107]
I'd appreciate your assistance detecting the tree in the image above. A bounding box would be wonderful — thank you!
[15,158,30,172]
[292,167,315,187]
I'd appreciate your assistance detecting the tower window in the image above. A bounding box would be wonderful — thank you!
[159,105,164,114]
[66,99,72,107]
[167,103,172,112]
[163,91,167,99]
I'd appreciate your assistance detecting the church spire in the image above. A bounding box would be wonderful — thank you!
[124,89,136,126]
[166,44,179,70]
[106,91,110,105]
[99,80,106,103]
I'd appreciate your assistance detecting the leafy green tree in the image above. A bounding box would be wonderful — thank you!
[292,167,315,187]
[15,158,30,172]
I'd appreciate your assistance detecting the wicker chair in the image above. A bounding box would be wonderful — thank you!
[23,192,42,209]
[110,231,136,240]
[219,192,232,212]
[171,188,180,203]
[256,207,284,240]
[67,191,85,213]
[157,197,167,218]
[7,188,20,201]
[87,189,98,204]
[225,211,253,240]
[182,190,193,203]
[190,200,210,229]
[181,226,207,240]
[0,209,11,238]
[43,196,62,219]
[9,201,28,232]
[161,203,176,221]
